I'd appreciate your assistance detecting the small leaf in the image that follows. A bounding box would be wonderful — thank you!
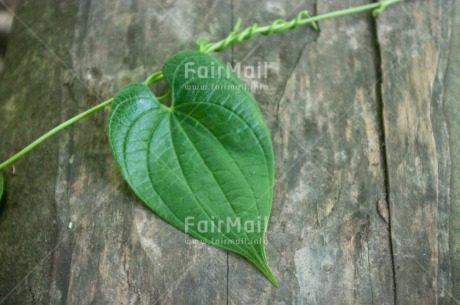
[108,51,277,286]
[0,173,4,201]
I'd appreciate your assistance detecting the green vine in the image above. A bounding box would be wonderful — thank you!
[0,0,401,178]
[196,0,401,52]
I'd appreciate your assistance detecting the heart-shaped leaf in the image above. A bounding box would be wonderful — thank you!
[107,51,276,285]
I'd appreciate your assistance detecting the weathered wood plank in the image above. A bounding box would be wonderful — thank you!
[443,3,460,302]
[55,0,234,303]
[0,0,231,304]
[56,1,233,304]
[0,1,79,303]
[377,0,460,303]
[229,0,394,304]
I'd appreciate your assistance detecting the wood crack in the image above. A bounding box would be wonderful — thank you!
[369,11,397,305]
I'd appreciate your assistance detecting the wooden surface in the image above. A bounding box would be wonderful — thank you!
[0,0,15,71]
[0,0,458,304]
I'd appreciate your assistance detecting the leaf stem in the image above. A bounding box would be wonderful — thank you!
[0,173,4,200]
[143,71,164,86]
[157,88,171,101]
[198,0,402,53]
[0,98,113,170]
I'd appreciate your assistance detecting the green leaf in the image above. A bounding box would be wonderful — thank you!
[108,51,277,286]
[0,173,4,201]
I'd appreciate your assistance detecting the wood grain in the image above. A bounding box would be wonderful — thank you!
[0,0,458,304]
[229,1,394,304]
[377,0,460,304]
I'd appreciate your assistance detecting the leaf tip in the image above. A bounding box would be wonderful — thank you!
[253,255,278,287]
[262,265,278,287]
[266,270,279,287]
